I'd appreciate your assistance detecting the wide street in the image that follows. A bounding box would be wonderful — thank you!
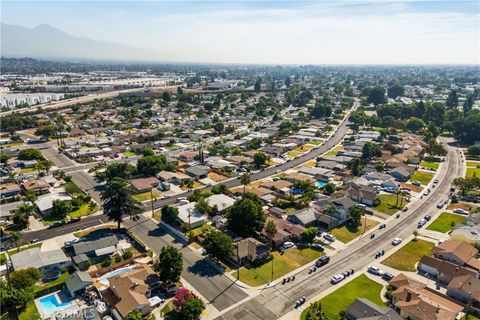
[215,137,462,320]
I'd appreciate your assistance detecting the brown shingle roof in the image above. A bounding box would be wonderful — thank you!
[433,240,478,265]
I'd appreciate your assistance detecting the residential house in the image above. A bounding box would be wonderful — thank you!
[313,196,357,229]
[22,179,50,193]
[205,194,236,213]
[298,166,333,181]
[73,235,119,257]
[0,201,23,220]
[287,208,318,227]
[10,248,71,273]
[283,172,316,184]
[185,165,210,180]
[389,167,412,182]
[261,216,305,246]
[345,182,379,206]
[72,254,90,271]
[446,275,480,312]
[0,184,21,199]
[389,273,463,320]
[232,237,270,264]
[346,298,402,320]
[177,151,197,163]
[156,171,191,185]
[35,191,72,215]
[109,265,161,318]
[65,271,93,297]
[177,202,206,229]
[432,240,480,271]
[316,160,346,172]
[418,255,477,284]
[130,177,160,193]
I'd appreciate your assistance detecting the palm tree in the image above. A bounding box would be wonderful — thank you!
[394,189,402,207]
[399,190,409,207]
[240,172,251,195]
[101,177,139,230]
[325,205,337,230]
[37,160,54,175]
[10,231,22,253]
[265,220,277,249]
[18,203,34,215]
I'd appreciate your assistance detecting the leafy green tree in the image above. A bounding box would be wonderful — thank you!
[35,124,56,138]
[51,200,70,218]
[253,152,268,169]
[413,100,426,118]
[349,158,362,176]
[425,138,447,157]
[254,78,262,93]
[211,184,229,195]
[101,178,139,229]
[178,296,205,320]
[17,148,44,160]
[310,103,332,118]
[154,245,183,284]
[387,83,404,99]
[227,197,265,237]
[125,310,142,320]
[9,231,22,253]
[9,268,41,289]
[195,198,212,215]
[304,301,327,320]
[361,142,382,160]
[203,231,233,260]
[446,89,458,109]
[301,227,317,243]
[349,205,366,229]
[323,183,336,195]
[161,205,179,224]
[213,122,225,134]
[265,219,277,247]
[467,145,480,157]
[137,155,176,176]
[405,117,425,132]
[367,87,386,105]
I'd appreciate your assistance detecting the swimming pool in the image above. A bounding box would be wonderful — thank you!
[37,292,74,316]
[316,181,327,189]
[98,266,133,285]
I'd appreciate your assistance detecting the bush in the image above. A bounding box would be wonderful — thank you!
[251,254,273,267]
[122,250,133,260]
[114,255,122,263]
[101,259,111,267]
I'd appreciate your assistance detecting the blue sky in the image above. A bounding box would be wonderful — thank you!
[2,1,479,64]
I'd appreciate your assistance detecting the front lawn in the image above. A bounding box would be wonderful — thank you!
[0,252,6,265]
[466,161,480,168]
[420,161,439,171]
[323,145,343,157]
[331,218,379,243]
[64,181,84,195]
[235,248,323,287]
[382,239,434,272]
[41,214,68,225]
[427,213,467,233]
[374,194,408,215]
[301,274,385,320]
[122,151,136,157]
[466,167,480,178]
[132,190,160,202]
[410,170,434,186]
[68,204,92,218]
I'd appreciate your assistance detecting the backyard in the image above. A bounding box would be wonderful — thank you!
[382,239,435,271]
[18,300,40,320]
[374,194,408,215]
[301,274,385,320]
[34,271,70,293]
[410,170,435,186]
[331,218,379,243]
[427,213,467,233]
[235,248,324,286]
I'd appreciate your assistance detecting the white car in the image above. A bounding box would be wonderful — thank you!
[330,274,345,284]
[391,237,402,246]
[453,208,470,215]
[418,219,427,228]
[323,234,336,242]
[281,242,295,250]
[368,266,385,276]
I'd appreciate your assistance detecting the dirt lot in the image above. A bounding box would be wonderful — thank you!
[208,171,229,182]
[400,182,423,193]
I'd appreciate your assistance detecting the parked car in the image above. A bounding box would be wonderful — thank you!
[424,215,431,221]
[434,179,439,184]
[315,256,330,267]
[453,208,470,215]
[379,223,386,229]
[391,237,402,245]
[310,243,324,251]
[368,265,385,276]
[323,234,336,242]
[281,242,295,250]
[330,274,345,284]
[412,181,421,186]
[382,273,395,281]
[423,190,430,196]
[402,207,408,212]
[418,219,427,228]
[437,202,444,209]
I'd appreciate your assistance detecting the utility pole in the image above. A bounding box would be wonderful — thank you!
[363,214,367,234]
[150,188,155,219]
[236,240,240,280]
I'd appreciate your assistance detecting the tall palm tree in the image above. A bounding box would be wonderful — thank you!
[240,172,251,195]
[394,189,402,207]
[399,190,409,207]
[265,220,277,248]
[10,231,22,253]
[18,203,34,215]
[101,177,139,230]
[325,205,337,230]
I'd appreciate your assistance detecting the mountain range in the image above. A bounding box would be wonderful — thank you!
[1,23,160,62]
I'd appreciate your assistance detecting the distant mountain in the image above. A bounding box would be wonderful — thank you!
[1,23,160,62]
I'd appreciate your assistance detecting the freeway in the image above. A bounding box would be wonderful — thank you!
[215,137,462,320]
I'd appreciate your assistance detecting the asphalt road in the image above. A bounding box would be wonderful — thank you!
[123,216,248,311]
[215,138,462,320]
[41,145,77,168]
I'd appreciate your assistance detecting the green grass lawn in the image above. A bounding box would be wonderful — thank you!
[34,271,69,293]
[42,214,68,225]
[0,252,6,265]
[323,145,343,157]
[331,218,379,243]
[235,248,324,286]
[132,190,160,202]
[426,213,467,233]
[64,181,84,195]
[68,204,91,218]
[466,161,480,168]
[18,300,40,320]
[420,161,439,171]
[461,314,480,320]
[410,170,435,186]
[374,194,408,215]
[301,274,385,320]
[122,151,136,157]
[7,243,42,256]
[308,140,323,145]
[382,239,435,271]
[466,167,480,178]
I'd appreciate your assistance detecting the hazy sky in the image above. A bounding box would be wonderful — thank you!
[2,0,479,64]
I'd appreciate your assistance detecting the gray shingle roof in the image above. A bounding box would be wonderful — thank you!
[73,235,118,255]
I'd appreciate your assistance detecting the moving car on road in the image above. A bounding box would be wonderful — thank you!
[391,237,402,245]
[315,256,330,267]
[330,274,345,284]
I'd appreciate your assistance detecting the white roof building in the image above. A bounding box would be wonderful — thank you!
[206,194,236,212]
[177,202,206,229]
[35,192,72,214]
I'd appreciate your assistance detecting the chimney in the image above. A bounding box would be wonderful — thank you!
[406,290,412,302]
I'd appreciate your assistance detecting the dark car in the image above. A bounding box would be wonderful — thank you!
[382,273,395,281]
[424,215,431,221]
[315,256,330,267]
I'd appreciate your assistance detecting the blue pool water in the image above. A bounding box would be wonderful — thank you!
[291,187,302,195]
[38,292,74,316]
[98,266,134,285]
[316,181,327,189]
